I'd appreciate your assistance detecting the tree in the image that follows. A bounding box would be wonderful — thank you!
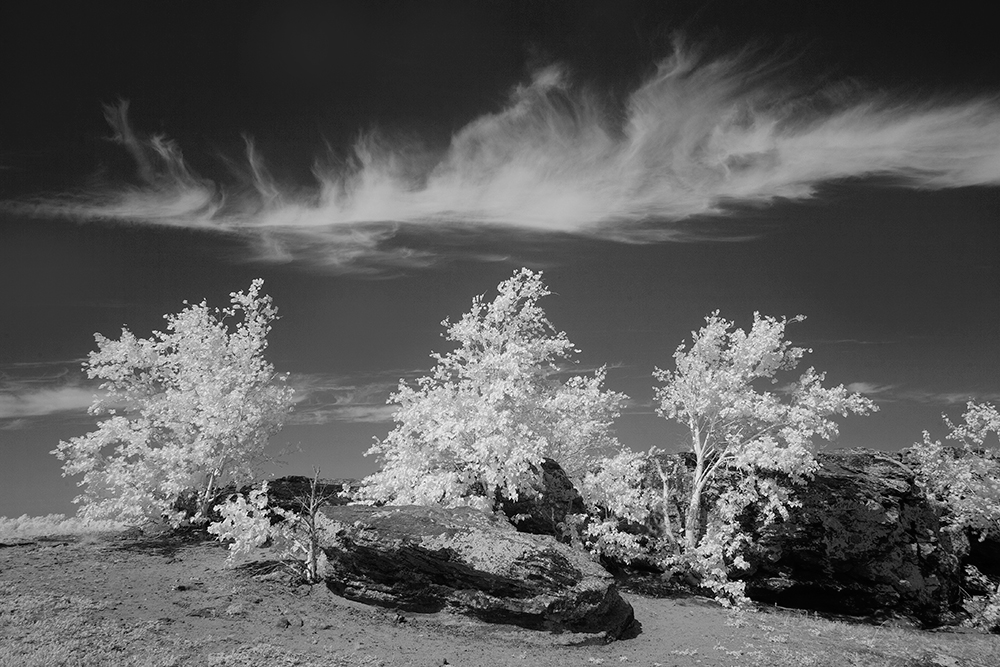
[356,268,627,511]
[652,312,876,596]
[52,280,295,525]
[908,401,1000,541]
[908,401,1000,632]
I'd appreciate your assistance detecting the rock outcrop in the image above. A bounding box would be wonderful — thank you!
[499,458,586,542]
[265,476,356,511]
[743,449,962,624]
[320,504,636,640]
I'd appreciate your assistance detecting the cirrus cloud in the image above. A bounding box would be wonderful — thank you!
[9,41,1000,274]
[0,385,98,420]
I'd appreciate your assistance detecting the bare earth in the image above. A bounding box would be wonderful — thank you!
[2,531,998,667]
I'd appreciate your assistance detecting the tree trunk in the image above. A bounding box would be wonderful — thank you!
[198,471,218,521]
[654,459,677,552]
[684,463,706,552]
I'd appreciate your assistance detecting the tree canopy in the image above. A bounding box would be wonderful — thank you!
[652,312,876,598]
[909,401,1000,542]
[52,279,295,525]
[356,268,627,510]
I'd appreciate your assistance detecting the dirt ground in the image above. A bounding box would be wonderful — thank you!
[2,530,998,667]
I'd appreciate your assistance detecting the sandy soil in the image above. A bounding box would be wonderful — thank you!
[2,530,998,667]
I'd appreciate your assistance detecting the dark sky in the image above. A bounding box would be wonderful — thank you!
[1,1,998,517]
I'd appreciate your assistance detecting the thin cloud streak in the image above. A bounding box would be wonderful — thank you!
[11,42,1000,272]
[0,370,403,426]
[846,382,898,397]
[287,371,402,425]
[847,382,1000,406]
[0,385,98,419]
[291,405,396,425]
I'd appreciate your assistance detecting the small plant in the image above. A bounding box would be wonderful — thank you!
[208,470,341,583]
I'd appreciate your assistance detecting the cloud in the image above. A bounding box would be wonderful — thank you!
[0,367,406,427]
[9,41,1000,272]
[291,404,396,425]
[0,385,97,419]
[846,382,897,396]
[811,339,892,347]
[0,359,88,369]
[287,371,403,425]
[895,390,1000,406]
[0,362,99,423]
[846,382,1000,406]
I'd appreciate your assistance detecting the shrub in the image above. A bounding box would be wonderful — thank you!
[208,472,341,583]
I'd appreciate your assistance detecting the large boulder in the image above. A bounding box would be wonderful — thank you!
[320,504,636,640]
[500,458,587,541]
[744,449,962,624]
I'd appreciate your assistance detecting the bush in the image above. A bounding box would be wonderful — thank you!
[208,472,341,583]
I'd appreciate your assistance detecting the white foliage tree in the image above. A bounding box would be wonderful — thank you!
[356,268,627,511]
[909,401,1000,541]
[52,280,295,525]
[652,311,876,599]
[908,402,1000,631]
[574,446,691,566]
[575,448,659,562]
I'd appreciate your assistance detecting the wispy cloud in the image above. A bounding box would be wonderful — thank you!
[291,404,397,425]
[810,339,894,347]
[0,369,401,428]
[0,359,88,370]
[847,381,1000,406]
[0,418,31,431]
[894,389,1000,406]
[287,371,405,425]
[846,382,897,396]
[9,41,1000,273]
[0,385,97,419]
[0,361,98,423]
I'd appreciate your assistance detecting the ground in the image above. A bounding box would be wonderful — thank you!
[1,530,998,667]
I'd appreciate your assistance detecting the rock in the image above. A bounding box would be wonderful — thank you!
[225,602,250,616]
[275,613,302,628]
[320,504,636,640]
[743,448,961,624]
[265,476,356,511]
[499,458,587,542]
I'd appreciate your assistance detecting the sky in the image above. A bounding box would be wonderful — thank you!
[1,1,998,518]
